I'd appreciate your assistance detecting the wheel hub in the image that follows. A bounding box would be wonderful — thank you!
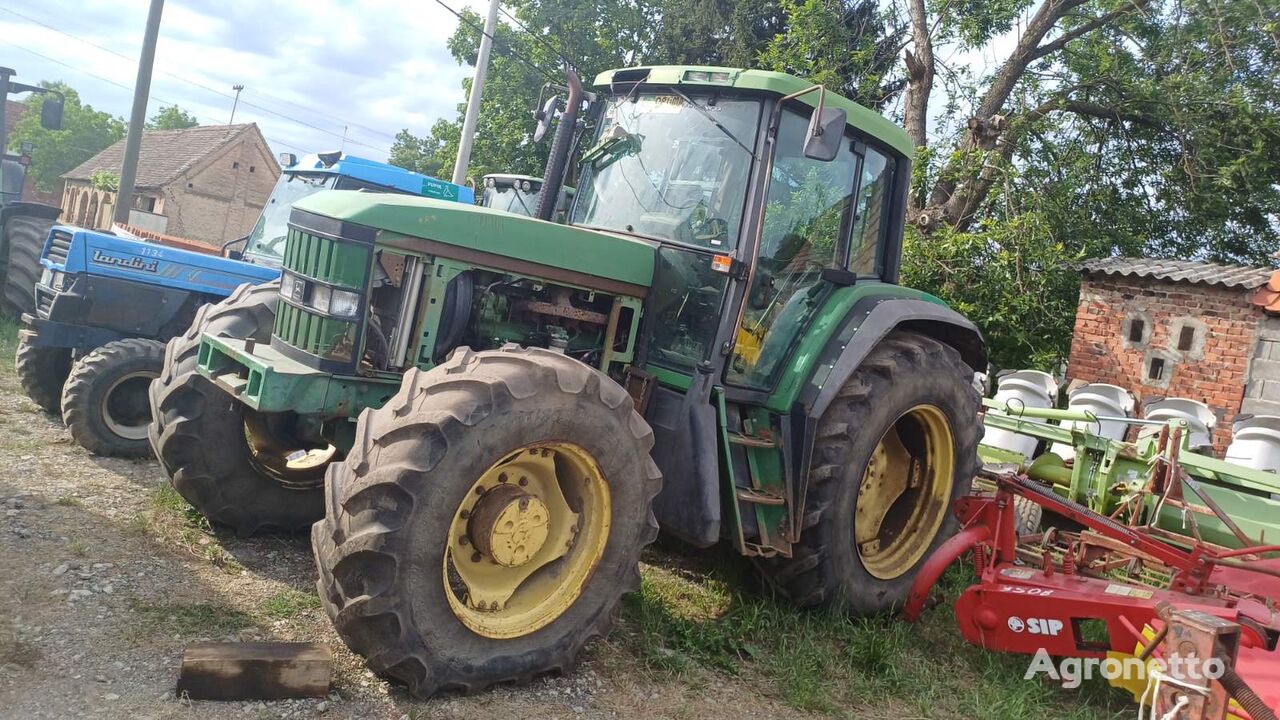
[468,484,552,567]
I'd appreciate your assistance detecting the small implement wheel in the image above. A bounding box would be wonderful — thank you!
[314,346,661,696]
[149,281,327,535]
[758,330,981,614]
[62,338,166,457]
[15,332,71,413]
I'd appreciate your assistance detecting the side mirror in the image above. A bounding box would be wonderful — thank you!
[803,106,846,162]
[40,97,64,131]
[533,95,562,143]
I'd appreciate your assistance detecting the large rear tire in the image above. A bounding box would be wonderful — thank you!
[758,331,981,614]
[3,213,53,316]
[62,338,165,457]
[15,332,71,414]
[313,346,661,696]
[148,281,327,535]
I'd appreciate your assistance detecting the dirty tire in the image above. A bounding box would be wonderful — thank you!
[314,345,662,697]
[758,330,981,615]
[3,213,52,315]
[1013,494,1043,537]
[15,333,71,414]
[149,281,323,535]
[62,338,165,457]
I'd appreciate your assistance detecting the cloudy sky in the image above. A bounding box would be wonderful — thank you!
[0,0,492,161]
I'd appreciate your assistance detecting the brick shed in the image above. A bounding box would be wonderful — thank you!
[1066,257,1280,454]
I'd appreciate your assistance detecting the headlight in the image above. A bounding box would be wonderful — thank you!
[310,284,332,314]
[328,288,361,319]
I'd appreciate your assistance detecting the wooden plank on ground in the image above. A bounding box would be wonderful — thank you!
[176,642,331,700]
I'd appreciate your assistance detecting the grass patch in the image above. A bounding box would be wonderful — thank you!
[619,547,1130,718]
[260,588,321,620]
[55,495,83,507]
[0,309,18,374]
[131,600,256,640]
[67,539,90,557]
[138,485,244,573]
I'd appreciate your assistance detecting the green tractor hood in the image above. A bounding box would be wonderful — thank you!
[292,191,655,293]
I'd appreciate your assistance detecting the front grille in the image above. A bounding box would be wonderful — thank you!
[45,229,72,266]
[34,286,53,319]
[272,227,368,367]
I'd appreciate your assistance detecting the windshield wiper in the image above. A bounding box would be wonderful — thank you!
[669,87,756,159]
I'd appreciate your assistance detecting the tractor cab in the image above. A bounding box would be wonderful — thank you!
[240,152,474,265]
[572,67,913,390]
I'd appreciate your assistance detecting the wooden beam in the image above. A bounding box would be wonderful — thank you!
[176,642,331,700]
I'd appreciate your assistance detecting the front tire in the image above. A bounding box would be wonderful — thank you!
[148,281,326,535]
[62,338,165,457]
[314,346,662,696]
[15,332,71,414]
[758,331,981,614]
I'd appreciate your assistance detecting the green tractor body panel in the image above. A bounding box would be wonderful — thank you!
[290,191,655,290]
[763,282,943,414]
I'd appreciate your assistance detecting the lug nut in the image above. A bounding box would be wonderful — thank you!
[471,552,482,563]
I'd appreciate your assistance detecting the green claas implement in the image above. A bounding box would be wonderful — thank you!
[148,65,988,695]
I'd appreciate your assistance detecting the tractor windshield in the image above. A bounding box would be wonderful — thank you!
[573,93,759,249]
[244,172,336,260]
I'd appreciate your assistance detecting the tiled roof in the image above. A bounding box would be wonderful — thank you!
[1250,272,1280,314]
[62,124,256,187]
[1080,257,1275,290]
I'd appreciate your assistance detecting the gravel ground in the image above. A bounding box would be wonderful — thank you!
[0,352,805,720]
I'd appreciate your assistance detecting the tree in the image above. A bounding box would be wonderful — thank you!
[147,105,199,130]
[10,81,125,193]
[387,129,447,178]
[757,0,905,109]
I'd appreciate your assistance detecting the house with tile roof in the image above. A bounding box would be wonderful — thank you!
[58,123,279,246]
[1067,257,1280,453]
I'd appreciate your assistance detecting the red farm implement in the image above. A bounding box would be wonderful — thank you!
[905,471,1280,719]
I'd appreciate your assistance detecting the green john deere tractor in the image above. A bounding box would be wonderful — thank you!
[148,65,987,695]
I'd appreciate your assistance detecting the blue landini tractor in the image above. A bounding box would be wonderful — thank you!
[16,152,472,457]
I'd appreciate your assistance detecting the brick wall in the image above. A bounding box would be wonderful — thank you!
[162,132,279,245]
[1065,274,1260,453]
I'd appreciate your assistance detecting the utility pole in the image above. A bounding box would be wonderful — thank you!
[114,0,165,225]
[451,0,499,185]
[229,84,244,123]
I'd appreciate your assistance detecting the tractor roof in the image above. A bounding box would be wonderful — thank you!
[292,190,654,293]
[593,66,913,158]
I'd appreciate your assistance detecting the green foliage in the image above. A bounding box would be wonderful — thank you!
[88,168,118,192]
[10,81,125,193]
[901,215,1084,370]
[757,0,904,108]
[146,105,199,130]
[388,128,447,178]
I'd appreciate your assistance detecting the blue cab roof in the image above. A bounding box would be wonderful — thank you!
[283,153,474,204]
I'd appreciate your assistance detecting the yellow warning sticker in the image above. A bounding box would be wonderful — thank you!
[1104,584,1154,599]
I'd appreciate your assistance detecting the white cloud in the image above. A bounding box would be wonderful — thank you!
[0,0,492,162]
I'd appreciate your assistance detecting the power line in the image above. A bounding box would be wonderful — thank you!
[0,4,393,153]
[496,4,579,74]
[0,38,309,155]
[430,0,560,83]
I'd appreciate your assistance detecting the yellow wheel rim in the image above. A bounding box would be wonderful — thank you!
[855,404,954,580]
[242,410,337,488]
[444,442,611,639]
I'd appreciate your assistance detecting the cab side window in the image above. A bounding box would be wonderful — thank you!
[847,147,894,276]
